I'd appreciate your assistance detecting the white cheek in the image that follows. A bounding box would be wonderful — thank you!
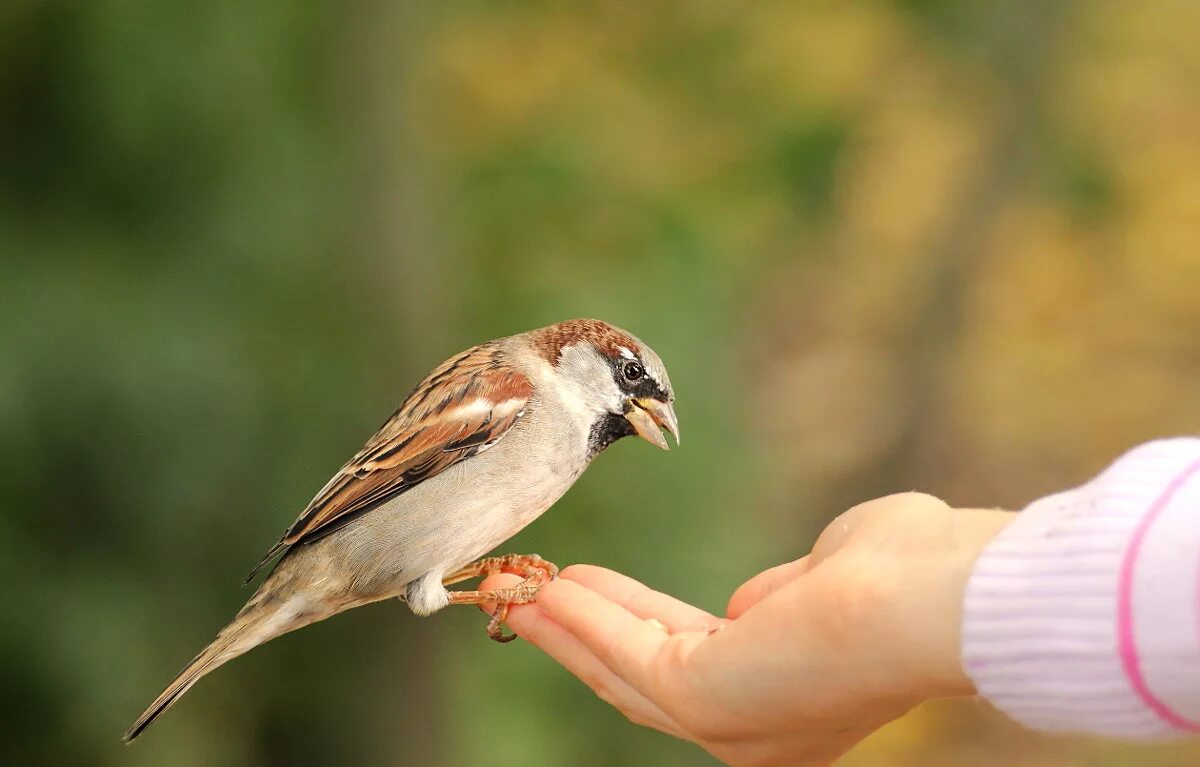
[548,345,624,420]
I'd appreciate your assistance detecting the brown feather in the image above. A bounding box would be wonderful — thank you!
[529,318,640,364]
[246,342,532,580]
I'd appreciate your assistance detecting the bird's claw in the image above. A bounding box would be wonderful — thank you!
[444,553,558,642]
[487,603,517,643]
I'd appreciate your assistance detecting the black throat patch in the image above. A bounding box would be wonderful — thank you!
[587,411,635,459]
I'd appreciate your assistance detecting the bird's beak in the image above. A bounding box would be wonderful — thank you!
[624,398,680,450]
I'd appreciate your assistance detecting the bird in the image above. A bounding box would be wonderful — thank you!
[124,318,679,742]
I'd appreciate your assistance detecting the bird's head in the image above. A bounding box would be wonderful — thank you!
[531,318,678,455]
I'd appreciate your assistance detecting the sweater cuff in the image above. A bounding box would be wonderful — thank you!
[961,438,1200,739]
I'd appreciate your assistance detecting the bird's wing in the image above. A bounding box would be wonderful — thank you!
[246,342,533,581]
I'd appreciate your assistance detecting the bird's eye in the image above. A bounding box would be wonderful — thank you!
[622,361,644,382]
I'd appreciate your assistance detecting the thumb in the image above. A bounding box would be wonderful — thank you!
[726,556,809,618]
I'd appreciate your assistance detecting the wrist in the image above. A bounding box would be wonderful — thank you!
[894,507,1015,699]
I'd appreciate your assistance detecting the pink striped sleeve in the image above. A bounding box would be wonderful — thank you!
[961,438,1200,739]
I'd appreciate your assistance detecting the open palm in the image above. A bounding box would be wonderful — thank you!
[481,493,1013,767]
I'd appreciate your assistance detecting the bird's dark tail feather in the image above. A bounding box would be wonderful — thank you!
[124,590,303,742]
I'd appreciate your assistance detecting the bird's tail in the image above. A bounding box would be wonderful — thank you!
[124,584,324,742]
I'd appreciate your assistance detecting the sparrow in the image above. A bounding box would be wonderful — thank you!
[125,318,678,742]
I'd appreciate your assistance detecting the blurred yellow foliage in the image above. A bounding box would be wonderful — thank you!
[3,1,1198,765]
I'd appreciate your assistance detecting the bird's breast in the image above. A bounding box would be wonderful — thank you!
[452,419,590,552]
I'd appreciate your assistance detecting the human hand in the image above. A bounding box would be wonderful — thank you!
[479,492,1014,767]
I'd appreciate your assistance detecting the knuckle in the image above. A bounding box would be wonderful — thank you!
[591,682,617,707]
[682,715,738,745]
[558,564,586,580]
[892,490,948,510]
[579,666,611,698]
[829,493,950,551]
[850,491,947,518]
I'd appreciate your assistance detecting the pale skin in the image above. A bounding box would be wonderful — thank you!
[478,492,1015,767]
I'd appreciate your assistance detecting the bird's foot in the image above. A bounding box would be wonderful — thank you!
[443,553,558,643]
[442,553,559,586]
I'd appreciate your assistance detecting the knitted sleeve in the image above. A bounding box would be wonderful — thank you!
[962,438,1200,739]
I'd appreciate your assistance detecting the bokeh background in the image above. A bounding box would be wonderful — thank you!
[3,1,1199,765]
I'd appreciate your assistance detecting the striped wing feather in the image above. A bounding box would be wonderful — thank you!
[246,342,532,580]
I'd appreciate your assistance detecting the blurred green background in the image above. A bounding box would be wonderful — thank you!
[3,1,1199,765]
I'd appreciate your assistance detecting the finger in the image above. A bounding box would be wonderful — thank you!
[508,605,686,737]
[534,578,693,697]
[472,576,685,737]
[725,557,809,619]
[560,565,723,633]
